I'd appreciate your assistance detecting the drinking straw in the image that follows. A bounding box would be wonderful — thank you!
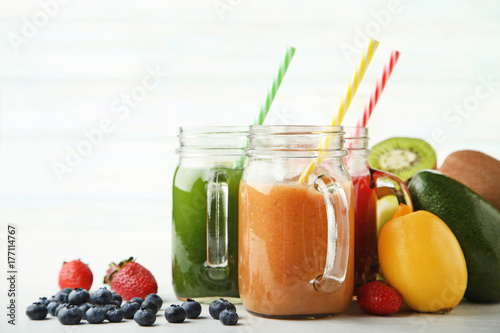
[347,49,400,142]
[299,38,379,183]
[357,49,400,128]
[235,46,296,168]
[254,45,296,125]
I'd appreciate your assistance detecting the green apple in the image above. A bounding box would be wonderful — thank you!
[377,195,399,236]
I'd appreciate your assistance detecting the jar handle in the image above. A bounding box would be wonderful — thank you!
[310,174,350,293]
[206,169,230,280]
[370,167,413,209]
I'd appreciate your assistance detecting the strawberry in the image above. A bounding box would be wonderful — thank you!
[104,257,157,301]
[58,259,93,290]
[357,281,402,315]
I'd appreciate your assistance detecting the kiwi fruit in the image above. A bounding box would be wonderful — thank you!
[369,137,436,181]
[439,150,500,212]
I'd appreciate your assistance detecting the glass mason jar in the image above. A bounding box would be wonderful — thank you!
[172,126,248,302]
[239,125,355,318]
[343,127,413,289]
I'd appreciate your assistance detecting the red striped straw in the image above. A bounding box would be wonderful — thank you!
[356,50,400,128]
[347,50,400,149]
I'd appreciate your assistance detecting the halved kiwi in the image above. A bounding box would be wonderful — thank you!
[369,137,436,182]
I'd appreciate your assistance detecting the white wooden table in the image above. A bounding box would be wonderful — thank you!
[7,294,500,333]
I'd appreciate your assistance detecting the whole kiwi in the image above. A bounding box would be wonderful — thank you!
[439,150,500,211]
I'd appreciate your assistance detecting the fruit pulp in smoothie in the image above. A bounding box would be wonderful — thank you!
[172,166,243,301]
[238,181,355,317]
[352,173,378,288]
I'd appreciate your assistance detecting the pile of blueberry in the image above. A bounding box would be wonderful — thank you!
[126,294,163,326]
[135,298,238,326]
[26,287,164,325]
[27,289,238,326]
[209,298,239,325]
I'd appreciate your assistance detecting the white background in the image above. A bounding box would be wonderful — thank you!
[0,0,499,304]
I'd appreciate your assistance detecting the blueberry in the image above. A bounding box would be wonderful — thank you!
[91,287,113,305]
[54,292,69,303]
[133,307,156,326]
[164,304,186,323]
[54,288,72,302]
[85,305,106,324]
[141,298,159,313]
[145,294,163,310]
[26,302,48,320]
[54,289,65,296]
[57,305,82,325]
[108,299,121,308]
[209,298,236,319]
[47,301,60,316]
[219,308,238,325]
[60,287,74,294]
[106,307,124,323]
[121,301,141,319]
[181,298,201,319]
[68,288,90,305]
[79,302,91,320]
[55,303,69,317]
[130,297,143,305]
[37,297,51,307]
[102,304,115,311]
[111,292,122,305]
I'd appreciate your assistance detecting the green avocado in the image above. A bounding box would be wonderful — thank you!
[408,170,500,303]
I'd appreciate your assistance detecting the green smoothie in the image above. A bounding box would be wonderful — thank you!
[172,165,243,301]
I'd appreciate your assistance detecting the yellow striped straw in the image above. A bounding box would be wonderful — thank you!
[299,38,379,183]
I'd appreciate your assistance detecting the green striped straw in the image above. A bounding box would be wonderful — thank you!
[235,46,296,168]
[254,45,296,125]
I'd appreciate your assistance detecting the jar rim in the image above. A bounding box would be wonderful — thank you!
[247,125,347,158]
[346,148,371,155]
[245,149,348,158]
[175,148,246,157]
[179,126,249,136]
[250,124,344,134]
[177,126,248,156]
[342,126,369,139]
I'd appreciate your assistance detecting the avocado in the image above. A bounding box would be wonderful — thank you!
[408,170,500,303]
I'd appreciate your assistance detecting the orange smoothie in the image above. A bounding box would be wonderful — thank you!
[238,181,355,318]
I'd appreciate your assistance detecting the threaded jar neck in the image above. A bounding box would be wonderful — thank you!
[177,126,248,157]
[247,125,347,158]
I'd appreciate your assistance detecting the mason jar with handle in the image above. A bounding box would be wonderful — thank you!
[172,126,247,302]
[344,126,413,289]
[239,125,355,318]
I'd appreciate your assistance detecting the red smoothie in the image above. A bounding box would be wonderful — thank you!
[352,173,378,287]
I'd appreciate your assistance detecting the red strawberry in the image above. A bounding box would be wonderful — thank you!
[58,259,93,290]
[357,281,402,315]
[104,257,157,301]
